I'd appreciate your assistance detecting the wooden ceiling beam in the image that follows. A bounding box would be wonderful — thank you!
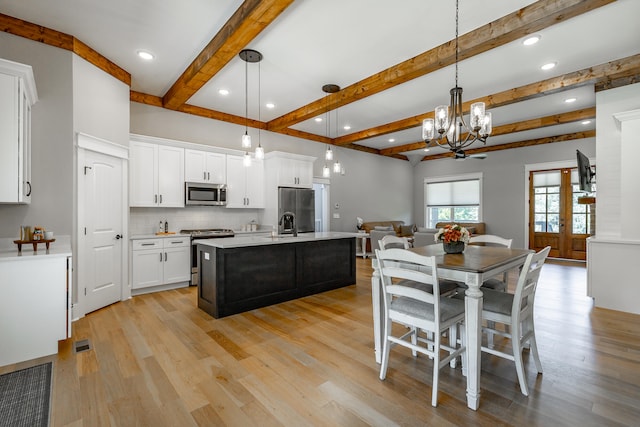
[421,130,596,161]
[266,0,615,131]
[379,107,596,156]
[132,90,337,143]
[0,13,131,85]
[162,0,295,110]
[335,53,640,146]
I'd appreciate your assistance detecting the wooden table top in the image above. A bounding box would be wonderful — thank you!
[410,244,532,273]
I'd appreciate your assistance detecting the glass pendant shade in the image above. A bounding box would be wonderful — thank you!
[243,151,252,167]
[422,118,435,141]
[242,132,251,149]
[325,146,333,161]
[255,144,264,160]
[435,105,449,133]
[322,164,330,178]
[333,160,341,173]
[470,102,485,131]
[481,112,492,136]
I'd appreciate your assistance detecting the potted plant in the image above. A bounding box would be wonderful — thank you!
[434,224,470,254]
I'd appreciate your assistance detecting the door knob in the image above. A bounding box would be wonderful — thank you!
[115,234,123,239]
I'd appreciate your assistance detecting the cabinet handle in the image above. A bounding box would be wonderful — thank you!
[204,171,207,180]
[170,241,182,244]
[141,243,155,246]
[155,194,158,203]
[207,172,210,180]
[160,253,163,262]
[160,194,163,203]
[115,234,123,240]
[26,181,32,196]
[164,252,167,262]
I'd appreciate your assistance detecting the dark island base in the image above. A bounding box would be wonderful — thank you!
[197,238,356,318]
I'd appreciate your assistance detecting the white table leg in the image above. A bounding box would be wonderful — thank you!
[371,259,382,364]
[464,273,483,410]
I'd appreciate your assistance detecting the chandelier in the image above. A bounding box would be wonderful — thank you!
[239,49,263,165]
[422,0,492,153]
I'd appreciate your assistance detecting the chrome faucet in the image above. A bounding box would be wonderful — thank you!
[278,211,297,236]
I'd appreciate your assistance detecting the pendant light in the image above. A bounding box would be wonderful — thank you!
[322,84,340,175]
[255,59,264,159]
[239,49,263,164]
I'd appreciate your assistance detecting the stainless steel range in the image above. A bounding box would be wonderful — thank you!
[180,228,235,285]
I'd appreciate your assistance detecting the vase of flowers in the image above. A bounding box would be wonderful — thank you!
[434,224,470,254]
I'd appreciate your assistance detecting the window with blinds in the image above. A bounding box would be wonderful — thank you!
[424,174,482,228]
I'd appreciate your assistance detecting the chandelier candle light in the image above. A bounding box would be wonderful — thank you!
[422,0,493,155]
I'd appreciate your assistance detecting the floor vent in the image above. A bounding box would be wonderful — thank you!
[74,339,92,353]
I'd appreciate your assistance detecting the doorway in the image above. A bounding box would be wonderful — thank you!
[529,168,592,260]
[313,179,330,232]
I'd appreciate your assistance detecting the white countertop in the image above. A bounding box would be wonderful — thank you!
[0,235,72,262]
[195,232,360,249]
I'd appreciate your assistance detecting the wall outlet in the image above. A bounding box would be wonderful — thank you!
[333,213,340,219]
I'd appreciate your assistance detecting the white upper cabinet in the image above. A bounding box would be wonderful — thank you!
[265,152,315,189]
[0,59,37,204]
[130,140,184,207]
[226,155,264,208]
[184,149,226,184]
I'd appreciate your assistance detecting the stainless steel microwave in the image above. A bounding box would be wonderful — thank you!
[185,182,227,206]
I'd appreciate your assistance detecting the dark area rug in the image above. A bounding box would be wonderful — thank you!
[0,362,52,427]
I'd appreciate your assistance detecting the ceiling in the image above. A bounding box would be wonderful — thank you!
[1,0,639,162]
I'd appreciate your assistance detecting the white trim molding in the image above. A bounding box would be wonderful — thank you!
[77,132,128,159]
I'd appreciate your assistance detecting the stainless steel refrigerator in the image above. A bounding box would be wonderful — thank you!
[278,187,315,234]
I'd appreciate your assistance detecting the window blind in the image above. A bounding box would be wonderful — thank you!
[427,179,480,206]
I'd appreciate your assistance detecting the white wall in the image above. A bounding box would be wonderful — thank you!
[72,55,130,147]
[412,138,596,249]
[594,83,640,238]
[588,83,640,315]
[0,33,74,238]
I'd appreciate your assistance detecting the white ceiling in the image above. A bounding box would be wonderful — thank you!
[1,0,639,158]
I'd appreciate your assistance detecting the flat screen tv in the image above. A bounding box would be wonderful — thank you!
[576,149,595,193]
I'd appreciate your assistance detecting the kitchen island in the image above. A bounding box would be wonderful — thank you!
[196,232,357,318]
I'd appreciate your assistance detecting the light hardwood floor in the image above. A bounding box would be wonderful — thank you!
[3,258,639,426]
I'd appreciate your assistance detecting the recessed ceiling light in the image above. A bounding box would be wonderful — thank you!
[522,35,541,46]
[265,103,275,109]
[564,97,577,103]
[581,120,592,125]
[540,62,557,71]
[424,148,430,152]
[343,125,351,131]
[218,89,229,96]
[137,50,154,60]
[315,117,323,123]
[388,138,395,143]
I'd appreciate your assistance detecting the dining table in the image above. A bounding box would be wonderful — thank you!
[371,243,532,410]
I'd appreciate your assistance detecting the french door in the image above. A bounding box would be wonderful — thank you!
[529,168,592,260]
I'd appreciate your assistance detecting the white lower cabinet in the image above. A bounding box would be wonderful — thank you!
[132,236,190,292]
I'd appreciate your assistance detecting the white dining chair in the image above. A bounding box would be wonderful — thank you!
[376,248,466,407]
[479,246,551,396]
[379,234,411,249]
[467,234,514,292]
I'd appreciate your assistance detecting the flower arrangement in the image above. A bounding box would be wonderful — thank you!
[434,224,470,244]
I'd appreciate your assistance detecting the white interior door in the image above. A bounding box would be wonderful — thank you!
[82,149,124,313]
